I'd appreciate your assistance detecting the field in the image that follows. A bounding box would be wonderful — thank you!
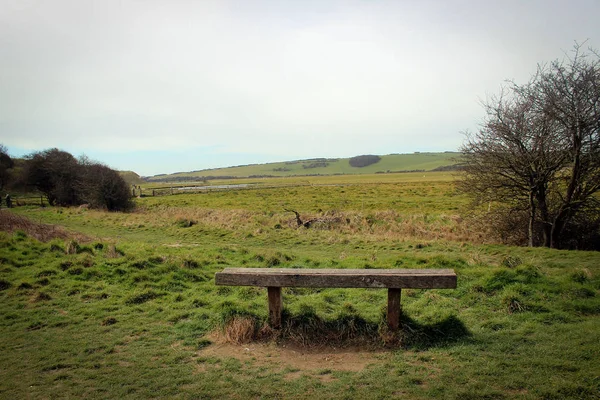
[1,172,599,399]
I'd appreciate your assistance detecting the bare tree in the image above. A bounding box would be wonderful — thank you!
[460,43,600,249]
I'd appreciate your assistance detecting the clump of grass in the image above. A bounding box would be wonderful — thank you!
[79,256,94,268]
[223,316,256,344]
[571,269,592,284]
[14,230,27,241]
[0,279,11,291]
[197,338,212,349]
[265,256,281,267]
[182,259,199,269]
[502,290,526,313]
[77,245,94,255]
[175,218,196,228]
[501,256,522,268]
[106,245,124,258]
[192,298,208,308]
[482,265,542,293]
[33,292,52,302]
[17,282,33,290]
[125,290,163,305]
[65,240,80,255]
[67,267,84,275]
[36,269,57,278]
[59,261,73,271]
[36,278,50,286]
[49,242,63,252]
[101,317,117,326]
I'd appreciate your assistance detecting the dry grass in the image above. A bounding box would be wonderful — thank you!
[219,313,403,349]
[223,316,256,344]
[157,206,490,244]
[0,210,89,242]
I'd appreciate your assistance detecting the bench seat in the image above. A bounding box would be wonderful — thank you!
[215,268,456,289]
[215,267,457,331]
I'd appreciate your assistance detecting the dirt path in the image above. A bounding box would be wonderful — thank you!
[198,335,391,376]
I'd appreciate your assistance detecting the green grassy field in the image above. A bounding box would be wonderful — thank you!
[146,152,460,181]
[1,173,599,399]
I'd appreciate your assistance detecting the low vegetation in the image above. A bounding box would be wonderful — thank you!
[1,172,599,399]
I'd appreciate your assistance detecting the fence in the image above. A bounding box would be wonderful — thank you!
[1,195,46,208]
[132,182,315,197]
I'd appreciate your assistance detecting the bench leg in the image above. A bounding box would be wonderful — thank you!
[268,287,282,329]
[387,288,402,331]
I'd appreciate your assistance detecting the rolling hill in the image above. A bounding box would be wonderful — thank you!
[145,152,461,182]
[119,170,146,185]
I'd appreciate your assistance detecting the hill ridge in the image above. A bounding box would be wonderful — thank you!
[144,152,461,182]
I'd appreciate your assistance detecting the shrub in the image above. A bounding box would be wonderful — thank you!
[23,148,134,211]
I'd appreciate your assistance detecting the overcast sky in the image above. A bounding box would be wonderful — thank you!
[1,0,599,176]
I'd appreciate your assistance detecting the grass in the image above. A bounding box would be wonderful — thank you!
[1,173,599,399]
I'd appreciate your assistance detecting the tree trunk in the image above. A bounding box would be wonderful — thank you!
[528,191,536,247]
[536,188,552,247]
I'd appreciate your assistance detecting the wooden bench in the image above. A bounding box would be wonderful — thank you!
[215,268,457,331]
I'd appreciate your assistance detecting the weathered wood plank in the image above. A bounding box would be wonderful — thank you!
[387,288,401,331]
[215,268,456,289]
[267,287,282,329]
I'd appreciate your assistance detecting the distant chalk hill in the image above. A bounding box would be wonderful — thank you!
[142,152,461,183]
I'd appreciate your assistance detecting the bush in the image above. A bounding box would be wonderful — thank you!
[23,148,133,212]
[80,163,134,211]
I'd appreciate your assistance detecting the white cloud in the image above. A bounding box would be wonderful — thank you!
[1,0,599,175]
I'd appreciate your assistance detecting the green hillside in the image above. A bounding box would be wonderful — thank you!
[119,170,145,185]
[147,152,460,181]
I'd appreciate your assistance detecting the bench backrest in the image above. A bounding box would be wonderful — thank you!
[215,268,456,289]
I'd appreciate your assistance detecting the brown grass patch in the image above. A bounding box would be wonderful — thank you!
[217,314,403,349]
[223,316,256,344]
[0,211,89,242]
[151,206,491,244]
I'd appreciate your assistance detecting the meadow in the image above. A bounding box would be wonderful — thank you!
[1,172,599,399]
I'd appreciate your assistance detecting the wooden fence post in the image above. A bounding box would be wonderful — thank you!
[267,287,282,329]
[387,288,402,331]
